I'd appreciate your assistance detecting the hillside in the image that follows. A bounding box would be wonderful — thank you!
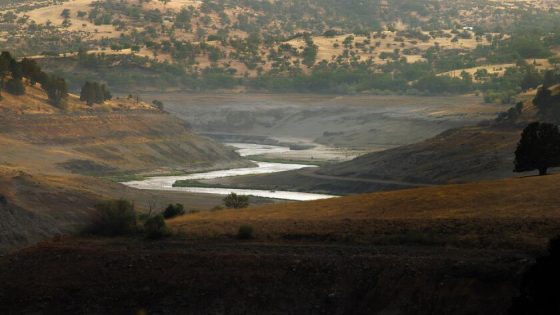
[0,81,250,253]
[316,87,555,185]
[170,173,560,249]
[2,0,558,95]
[2,172,560,313]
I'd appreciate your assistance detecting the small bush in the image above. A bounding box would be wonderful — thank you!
[163,203,185,219]
[5,78,25,95]
[144,214,171,239]
[223,193,250,209]
[237,224,254,240]
[87,199,136,236]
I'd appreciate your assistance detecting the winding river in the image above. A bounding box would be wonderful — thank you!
[122,143,336,201]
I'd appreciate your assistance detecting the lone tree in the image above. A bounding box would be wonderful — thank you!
[514,122,560,176]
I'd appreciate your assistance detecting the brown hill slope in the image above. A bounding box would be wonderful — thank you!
[171,173,560,249]
[0,84,249,175]
[2,173,558,314]
[0,84,249,253]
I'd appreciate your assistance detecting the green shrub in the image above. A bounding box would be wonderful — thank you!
[223,193,250,209]
[87,199,137,236]
[163,203,185,219]
[237,224,254,240]
[144,214,171,239]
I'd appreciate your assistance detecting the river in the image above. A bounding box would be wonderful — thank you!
[121,143,337,201]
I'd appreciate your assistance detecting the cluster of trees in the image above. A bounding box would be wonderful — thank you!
[79,81,112,105]
[0,51,68,106]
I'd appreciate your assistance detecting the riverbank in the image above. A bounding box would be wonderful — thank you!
[121,143,338,201]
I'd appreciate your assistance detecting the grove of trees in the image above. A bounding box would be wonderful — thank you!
[80,81,112,105]
[0,51,68,106]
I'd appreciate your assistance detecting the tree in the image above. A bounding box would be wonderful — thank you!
[0,52,13,90]
[152,99,164,110]
[87,199,137,236]
[223,193,250,209]
[60,9,71,19]
[42,75,68,107]
[162,203,185,219]
[80,81,111,105]
[514,122,560,176]
[4,78,25,95]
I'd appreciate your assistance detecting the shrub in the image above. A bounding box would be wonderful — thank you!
[87,199,136,236]
[163,203,185,219]
[144,214,171,239]
[223,193,250,209]
[5,78,25,95]
[237,224,254,240]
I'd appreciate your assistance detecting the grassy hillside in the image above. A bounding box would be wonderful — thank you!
[0,81,251,253]
[316,86,556,185]
[170,173,560,250]
[2,171,558,313]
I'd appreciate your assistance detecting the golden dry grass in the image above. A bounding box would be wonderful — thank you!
[0,81,156,114]
[170,173,560,245]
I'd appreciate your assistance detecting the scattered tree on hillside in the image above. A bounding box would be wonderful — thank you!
[223,193,250,209]
[80,81,112,105]
[302,34,318,68]
[514,122,560,176]
[152,99,164,110]
[43,75,68,107]
[0,52,24,96]
[4,78,24,95]
[533,87,560,121]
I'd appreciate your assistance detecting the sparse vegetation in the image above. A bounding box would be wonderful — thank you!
[143,214,171,239]
[223,193,250,209]
[162,203,185,219]
[86,199,137,236]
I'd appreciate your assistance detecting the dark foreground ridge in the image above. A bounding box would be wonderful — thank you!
[0,238,526,315]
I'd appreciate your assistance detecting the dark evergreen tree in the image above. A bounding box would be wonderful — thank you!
[514,122,560,176]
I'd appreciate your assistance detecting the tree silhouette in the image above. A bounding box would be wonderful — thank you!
[514,122,560,176]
